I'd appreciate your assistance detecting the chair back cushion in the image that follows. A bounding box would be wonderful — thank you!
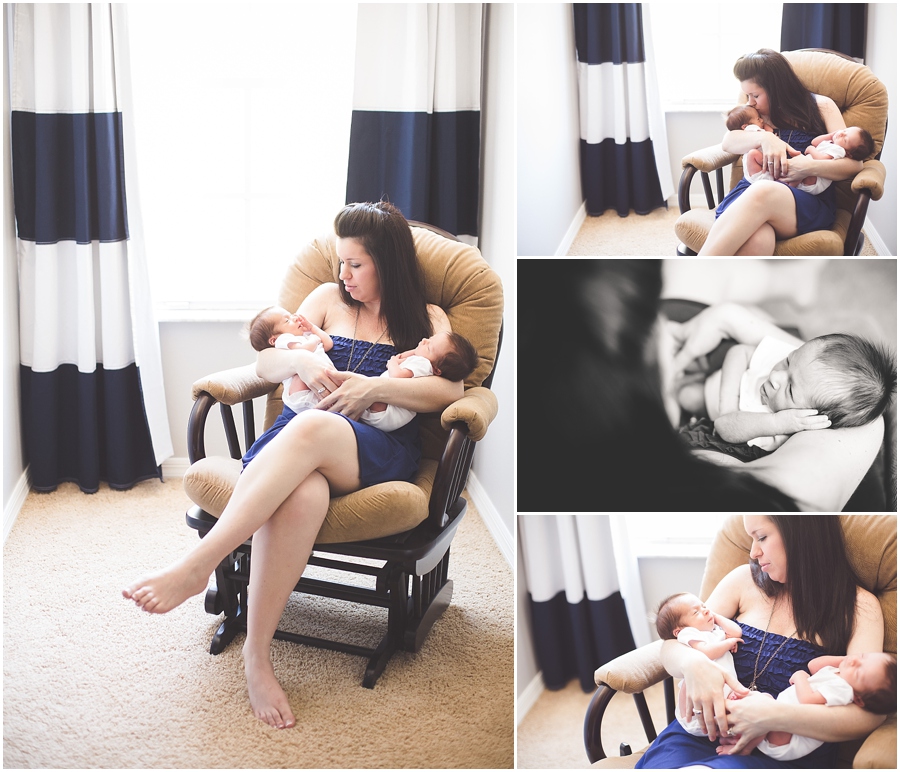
[271,225,504,460]
[700,516,897,655]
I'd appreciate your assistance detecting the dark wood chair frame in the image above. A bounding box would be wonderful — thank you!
[584,676,676,763]
[676,49,888,257]
[184,226,503,688]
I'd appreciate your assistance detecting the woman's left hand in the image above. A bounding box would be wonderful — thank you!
[315,371,374,420]
[722,693,778,755]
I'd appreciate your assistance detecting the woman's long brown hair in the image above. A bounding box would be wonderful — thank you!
[333,201,432,352]
[750,516,862,653]
[733,49,827,136]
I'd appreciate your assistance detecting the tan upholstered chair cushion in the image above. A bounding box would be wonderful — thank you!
[183,224,503,544]
[675,50,888,255]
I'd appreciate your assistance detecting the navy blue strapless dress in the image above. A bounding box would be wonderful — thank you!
[241,335,421,487]
[715,128,837,235]
[635,622,836,769]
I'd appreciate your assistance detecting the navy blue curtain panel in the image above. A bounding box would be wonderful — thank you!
[12,4,172,493]
[781,4,867,61]
[574,4,669,217]
[346,4,482,241]
[520,516,636,693]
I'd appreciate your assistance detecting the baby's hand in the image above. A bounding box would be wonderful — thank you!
[728,638,744,653]
[789,670,810,686]
[296,314,313,333]
[776,408,831,435]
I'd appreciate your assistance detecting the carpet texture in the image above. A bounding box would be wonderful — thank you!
[3,480,513,769]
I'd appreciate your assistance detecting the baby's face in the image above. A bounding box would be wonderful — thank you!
[840,652,891,697]
[677,594,716,632]
[269,308,305,339]
[413,332,452,364]
[831,127,863,154]
[760,341,824,412]
[744,108,765,129]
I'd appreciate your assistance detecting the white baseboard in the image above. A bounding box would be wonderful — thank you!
[161,457,190,480]
[4,466,30,545]
[863,218,892,256]
[517,671,545,725]
[161,459,513,568]
[556,201,587,256]
[466,471,513,568]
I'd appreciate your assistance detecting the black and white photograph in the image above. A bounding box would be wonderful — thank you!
[518,258,896,512]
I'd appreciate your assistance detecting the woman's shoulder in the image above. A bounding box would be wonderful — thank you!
[427,303,451,333]
[813,93,845,128]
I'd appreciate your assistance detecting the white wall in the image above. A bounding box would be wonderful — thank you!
[471,3,514,543]
[863,2,897,255]
[3,5,26,521]
[516,3,583,256]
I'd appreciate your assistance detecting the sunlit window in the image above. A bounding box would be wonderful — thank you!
[622,514,730,557]
[647,2,783,110]
[127,4,358,312]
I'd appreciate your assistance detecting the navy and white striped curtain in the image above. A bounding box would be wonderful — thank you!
[11,4,172,493]
[520,515,636,692]
[781,4,867,62]
[345,3,482,243]
[574,3,673,217]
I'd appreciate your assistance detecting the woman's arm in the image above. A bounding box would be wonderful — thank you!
[738,417,884,511]
[717,344,753,416]
[780,96,863,183]
[725,584,887,752]
[722,129,800,179]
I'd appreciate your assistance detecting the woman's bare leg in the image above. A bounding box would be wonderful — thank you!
[734,223,776,256]
[698,182,797,256]
[122,410,361,614]
[242,470,331,729]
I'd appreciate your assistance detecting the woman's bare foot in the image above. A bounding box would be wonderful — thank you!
[121,559,210,614]
[244,646,296,729]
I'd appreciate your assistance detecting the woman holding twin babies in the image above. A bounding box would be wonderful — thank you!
[699,49,870,256]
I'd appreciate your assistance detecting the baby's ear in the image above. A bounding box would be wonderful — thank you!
[672,626,682,637]
[432,365,442,376]
[269,335,278,346]
[851,693,866,709]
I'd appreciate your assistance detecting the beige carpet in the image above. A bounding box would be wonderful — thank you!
[517,680,668,769]
[568,206,879,256]
[3,480,513,769]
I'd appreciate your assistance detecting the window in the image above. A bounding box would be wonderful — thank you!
[127,4,358,313]
[622,514,729,557]
[647,2,783,111]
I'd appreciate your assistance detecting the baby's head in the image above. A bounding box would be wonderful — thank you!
[414,331,478,381]
[248,305,305,351]
[726,104,764,132]
[761,334,896,427]
[841,652,896,714]
[832,126,875,161]
[655,593,715,639]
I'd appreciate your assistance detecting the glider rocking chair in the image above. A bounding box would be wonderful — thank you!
[181,222,503,687]
[584,515,897,769]
[675,49,888,256]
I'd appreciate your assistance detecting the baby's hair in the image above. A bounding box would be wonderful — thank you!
[434,332,479,382]
[857,653,896,714]
[247,306,281,352]
[726,105,759,132]
[654,592,690,641]
[846,127,875,161]
[809,333,896,428]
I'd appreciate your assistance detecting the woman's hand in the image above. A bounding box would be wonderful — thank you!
[758,132,800,179]
[776,152,815,185]
[682,656,750,741]
[315,371,375,420]
[722,692,780,754]
[669,306,731,376]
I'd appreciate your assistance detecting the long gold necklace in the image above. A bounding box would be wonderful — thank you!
[347,306,388,373]
[749,596,796,692]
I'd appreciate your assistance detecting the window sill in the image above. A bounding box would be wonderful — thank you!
[155,305,264,323]
[633,542,713,559]
[663,103,734,114]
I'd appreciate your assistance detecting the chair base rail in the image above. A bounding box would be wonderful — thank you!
[186,504,463,688]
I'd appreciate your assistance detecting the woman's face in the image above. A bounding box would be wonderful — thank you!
[336,237,381,304]
[740,80,770,120]
[744,515,787,583]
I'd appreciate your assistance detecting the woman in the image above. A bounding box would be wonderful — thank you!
[637,516,886,768]
[668,302,884,511]
[699,49,865,256]
[123,202,463,729]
